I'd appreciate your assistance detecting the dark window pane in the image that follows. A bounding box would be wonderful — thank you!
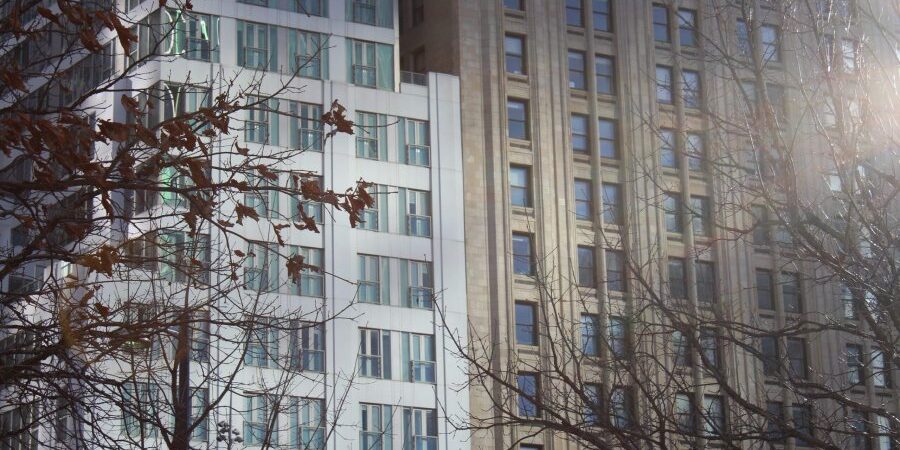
[507,100,528,140]
[678,9,697,47]
[756,269,774,310]
[515,302,537,345]
[606,250,625,292]
[566,0,584,26]
[510,166,531,207]
[512,233,533,275]
[592,0,611,32]
[574,179,592,220]
[653,5,670,42]
[602,183,621,224]
[571,115,589,153]
[577,246,595,287]
[598,119,617,158]
[595,55,615,94]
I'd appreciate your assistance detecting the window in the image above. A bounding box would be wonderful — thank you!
[696,261,716,304]
[736,20,751,57]
[566,0,583,27]
[237,21,274,71]
[700,328,720,369]
[360,184,385,232]
[682,70,702,108]
[792,405,813,447]
[761,25,780,62]
[675,393,694,433]
[609,316,629,359]
[741,81,758,117]
[516,302,538,346]
[847,344,864,386]
[291,30,327,79]
[595,55,615,94]
[290,397,324,449]
[296,0,326,16]
[359,328,391,379]
[191,311,211,362]
[598,118,617,158]
[668,258,687,300]
[787,338,808,379]
[403,333,436,383]
[355,111,383,159]
[358,254,381,304]
[188,388,209,442]
[350,39,375,87]
[656,65,673,103]
[602,183,622,225]
[766,83,785,123]
[349,39,394,89]
[652,5,670,42]
[510,166,532,207]
[592,0,611,32]
[405,189,432,237]
[659,129,677,168]
[292,102,323,152]
[289,246,324,297]
[292,175,324,224]
[158,231,211,284]
[571,114,590,153]
[404,259,433,309]
[123,383,159,439]
[606,250,625,292]
[505,35,526,75]
[568,50,586,89]
[690,196,711,236]
[504,0,524,10]
[686,132,704,171]
[876,415,895,450]
[664,192,683,233]
[673,330,692,367]
[841,283,857,319]
[508,99,529,140]
[766,401,786,441]
[245,241,279,292]
[243,394,269,445]
[574,179,593,220]
[842,38,858,72]
[849,410,869,450]
[161,10,220,63]
[782,272,802,313]
[360,404,392,450]
[584,383,602,425]
[610,387,632,428]
[761,335,779,376]
[703,395,725,437]
[752,206,770,246]
[512,233,534,275]
[246,318,279,367]
[581,314,600,356]
[402,408,437,449]
[289,321,325,372]
[577,246,595,287]
[246,172,280,218]
[872,349,891,388]
[349,0,392,26]
[678,9,697,47]
[403,119,430,166]
[411,0,424,25]
[757,269,774,310]
[518,372,540,417]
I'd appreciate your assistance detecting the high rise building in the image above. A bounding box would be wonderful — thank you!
[400,0,898,449]
[0,0,468,448]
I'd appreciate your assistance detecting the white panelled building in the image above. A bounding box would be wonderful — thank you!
[0,0,468,448]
